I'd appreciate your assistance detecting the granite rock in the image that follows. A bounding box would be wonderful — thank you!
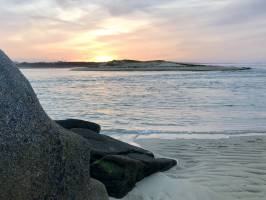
[0,50,108,200]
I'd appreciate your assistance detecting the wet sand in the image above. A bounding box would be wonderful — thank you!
[128,135,266,200]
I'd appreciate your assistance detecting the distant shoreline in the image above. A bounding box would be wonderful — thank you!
[71,66,250,72]
[18,59,251,71]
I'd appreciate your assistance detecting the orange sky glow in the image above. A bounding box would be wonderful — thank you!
[0,0,265,62]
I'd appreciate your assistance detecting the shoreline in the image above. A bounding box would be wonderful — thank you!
[71,66,250,72]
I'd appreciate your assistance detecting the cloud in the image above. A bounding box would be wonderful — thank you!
[53,0,175,15]
[95,0,174,15]
[0,0,265,62]
[211,0,266,26]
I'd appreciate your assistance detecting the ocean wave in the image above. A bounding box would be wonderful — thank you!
[102,129,266,146]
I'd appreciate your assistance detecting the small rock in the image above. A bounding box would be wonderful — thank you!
[56,118,101,133]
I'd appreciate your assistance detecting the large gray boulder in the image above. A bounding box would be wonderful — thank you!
[0,50,108,200]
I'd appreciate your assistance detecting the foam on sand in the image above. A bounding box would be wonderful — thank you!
[110,173,224,200]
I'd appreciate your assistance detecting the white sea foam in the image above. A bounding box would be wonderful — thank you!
[110,173,224,200]
[110,133,142,147]
[109,132,266,147]
[136,132,266,140]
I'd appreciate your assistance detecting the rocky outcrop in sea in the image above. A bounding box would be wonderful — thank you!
[0,50,176,199]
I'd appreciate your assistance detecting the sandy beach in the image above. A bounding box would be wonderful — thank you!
[116,135,266,200]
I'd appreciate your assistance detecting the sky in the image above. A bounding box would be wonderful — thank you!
[0,0,265,62]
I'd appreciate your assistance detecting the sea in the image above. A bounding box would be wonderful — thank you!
[21,64,266,200]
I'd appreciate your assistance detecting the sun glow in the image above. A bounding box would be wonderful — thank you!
[93,55,114,62]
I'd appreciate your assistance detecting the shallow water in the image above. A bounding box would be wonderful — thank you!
[21,64,266,200]
[21,65,266,134]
